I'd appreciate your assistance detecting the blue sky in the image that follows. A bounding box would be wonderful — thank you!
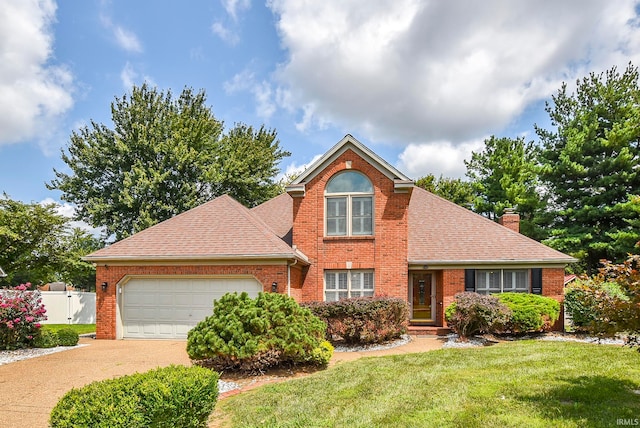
[2,1,640,223]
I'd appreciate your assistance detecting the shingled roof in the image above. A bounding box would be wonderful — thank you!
[85,194,308,264]
[408,187,575,266]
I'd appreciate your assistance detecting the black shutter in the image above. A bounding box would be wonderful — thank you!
[465,269,476,292]
[531,268,542,294]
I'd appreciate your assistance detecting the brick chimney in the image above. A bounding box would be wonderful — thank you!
[498,208,520,233]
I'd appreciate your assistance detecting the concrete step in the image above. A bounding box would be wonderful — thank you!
[407,325,452,336]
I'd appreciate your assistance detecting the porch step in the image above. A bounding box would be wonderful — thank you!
[407,325,452,336]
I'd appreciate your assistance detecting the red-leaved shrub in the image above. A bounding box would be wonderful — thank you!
[304,297,409,345]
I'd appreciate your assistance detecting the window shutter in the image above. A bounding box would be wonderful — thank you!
[464,269,476,292]
[531,268,542,294]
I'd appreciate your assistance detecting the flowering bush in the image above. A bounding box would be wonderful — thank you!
[0,283,47,350]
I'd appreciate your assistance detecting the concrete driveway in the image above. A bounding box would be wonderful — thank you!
[0,336,444,428]
[0,338,192,428]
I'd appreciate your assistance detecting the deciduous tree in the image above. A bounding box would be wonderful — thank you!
[49,84,289,241]
[0,195,96,287]
[415,174,474,208]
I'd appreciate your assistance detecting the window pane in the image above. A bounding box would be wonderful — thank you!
[476,270,501,294]
[363,272,374,290]
[350,272,362,289]
[352,197,373,235]
[327,198,347,236]
[325,291,339,302]
[504,270,529,292]
[325,273,336,290]
[338,272,348,290]
[326,171,373,193]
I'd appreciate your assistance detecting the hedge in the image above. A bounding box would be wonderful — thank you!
[49,365,219,428]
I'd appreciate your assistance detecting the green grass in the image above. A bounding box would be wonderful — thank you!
[213,341,640,427]
[41,324,95,335]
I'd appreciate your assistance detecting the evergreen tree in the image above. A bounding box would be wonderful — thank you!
[465,136,545,239]
[537,63,640,272]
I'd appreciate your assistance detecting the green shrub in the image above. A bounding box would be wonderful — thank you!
[56,327,79,346]
[497,293,561,333]
[445,292,511,339]
[34,329,58,348]
[49,365,218,428]
[187,292,332,372]
[304,297,409,345]
[564,279,628,331]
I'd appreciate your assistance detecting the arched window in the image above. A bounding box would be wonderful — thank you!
[325,171,374,236]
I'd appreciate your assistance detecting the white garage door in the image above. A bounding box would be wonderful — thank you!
[121,277,262,339]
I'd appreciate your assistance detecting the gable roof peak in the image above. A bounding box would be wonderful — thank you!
[287,134,413,195]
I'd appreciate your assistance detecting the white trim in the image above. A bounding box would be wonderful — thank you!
[291,135,412,186]
[409,260,575,269]
[323,269,375,301]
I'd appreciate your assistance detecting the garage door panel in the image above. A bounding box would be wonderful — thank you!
[122,277,262,339]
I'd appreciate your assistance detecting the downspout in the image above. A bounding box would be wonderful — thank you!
[287,259,298,297]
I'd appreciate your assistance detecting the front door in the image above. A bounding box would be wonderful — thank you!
[411,273,434,322]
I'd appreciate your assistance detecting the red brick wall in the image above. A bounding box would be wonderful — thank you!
[292,149,410,302]
[437,267,566,329]
[543,267,565,331]
[441,269,465,328]
[95,264,288,339]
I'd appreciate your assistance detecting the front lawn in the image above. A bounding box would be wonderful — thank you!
[212,340,640,427]
[41,324,95,335]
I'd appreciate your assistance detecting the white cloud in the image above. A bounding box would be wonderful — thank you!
[212,21,240,45]
[113,26,142,53]
[221,0,250,22]
[120,62,154,90]
[284,153,323,177]
[224,69,277,119]
[397,139,485,179]
[0,0,74,145]
[120,62,137,88]
[40,198,105,236]
[267,0,640,144]
[212,0,251,44]
[100,13,143,53]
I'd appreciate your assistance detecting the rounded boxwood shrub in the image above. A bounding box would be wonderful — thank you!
[445,292,511,339]
[304,297,409,345]
[34,329,58,348]
[497,292,560,333]
[56,328,79,346]
[187,292,333,372]
[49,365,218,428]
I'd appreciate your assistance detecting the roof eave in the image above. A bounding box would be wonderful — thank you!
[408,257,577,269]
[84,253,311,266]
[292,134,412,185]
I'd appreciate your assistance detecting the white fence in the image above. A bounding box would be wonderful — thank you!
[40,291,96,324]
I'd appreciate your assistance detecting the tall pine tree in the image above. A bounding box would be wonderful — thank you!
[537,63,640,272]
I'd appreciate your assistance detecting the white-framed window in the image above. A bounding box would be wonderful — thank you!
[476,269,529,294]
[324,270,374,301]
[325,171,373,236]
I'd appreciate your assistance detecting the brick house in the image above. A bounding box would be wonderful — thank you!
[86,135,575,339]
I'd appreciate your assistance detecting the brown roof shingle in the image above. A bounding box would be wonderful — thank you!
[408,187,574,264]
[251,193,293,245]
[85,194,304,262]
